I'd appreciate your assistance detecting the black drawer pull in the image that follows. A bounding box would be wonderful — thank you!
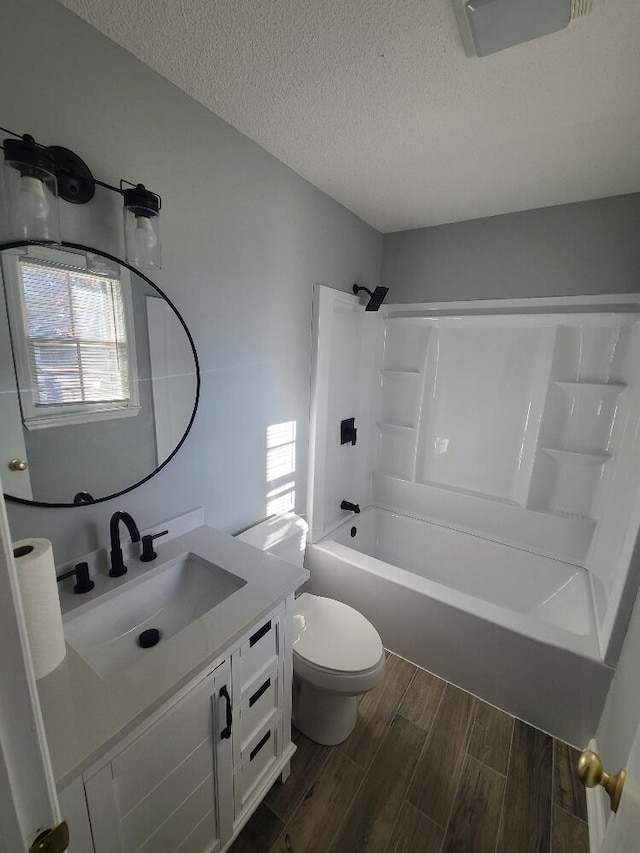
[249,620,272,648]
[249,677,271,708]
[250,730,271,762]
[219,685,232,740]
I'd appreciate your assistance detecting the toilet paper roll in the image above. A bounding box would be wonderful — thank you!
[13,538,66,680]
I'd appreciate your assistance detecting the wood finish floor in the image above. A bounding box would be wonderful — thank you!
[230,654,589,853]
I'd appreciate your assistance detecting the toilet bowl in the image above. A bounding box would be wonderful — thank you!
[292,592,386,745]
[236,513,386,745]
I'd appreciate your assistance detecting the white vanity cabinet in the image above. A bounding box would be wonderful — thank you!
[230,605,290,822]
[85,659,234,853]
[73,598,294,853]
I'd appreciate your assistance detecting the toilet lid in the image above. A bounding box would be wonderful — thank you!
[292,593,383,673]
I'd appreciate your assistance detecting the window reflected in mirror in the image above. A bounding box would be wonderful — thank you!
[0,242,199,507]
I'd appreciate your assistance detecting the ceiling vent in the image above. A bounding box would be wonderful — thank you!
[571,0,594,18]
[454,0,596,57]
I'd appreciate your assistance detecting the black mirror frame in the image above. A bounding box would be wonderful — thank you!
[1,239,200,508]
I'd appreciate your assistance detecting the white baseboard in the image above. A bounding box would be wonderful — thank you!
[585,738,608,853]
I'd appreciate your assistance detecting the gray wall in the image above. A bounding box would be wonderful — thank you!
[382,194,640,303]
[1,0,381,562]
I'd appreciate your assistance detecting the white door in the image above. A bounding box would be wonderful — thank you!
[0,287,32,501]
[0,477,63,850]
[601,715,640,853]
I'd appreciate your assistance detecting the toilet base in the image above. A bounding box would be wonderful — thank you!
[293,678,358,745]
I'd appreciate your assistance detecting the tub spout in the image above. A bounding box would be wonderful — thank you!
[341,500,360,514]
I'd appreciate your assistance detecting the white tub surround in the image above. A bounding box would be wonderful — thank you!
[306,287,640,745]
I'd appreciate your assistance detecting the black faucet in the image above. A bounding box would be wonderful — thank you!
[109,511,141,577]
[340,500,360,514]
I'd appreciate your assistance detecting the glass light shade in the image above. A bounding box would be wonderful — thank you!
[2,155,61,244]
[123,184,161,270]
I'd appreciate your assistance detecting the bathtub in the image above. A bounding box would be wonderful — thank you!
[304,506,613,745]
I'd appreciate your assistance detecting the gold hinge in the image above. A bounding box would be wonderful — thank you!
[29,821,69,853]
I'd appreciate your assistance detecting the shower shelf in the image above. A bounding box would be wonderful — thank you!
[377,470,412,482]
[377,422,417,432]
[555,381,626,399]
[534,507,595,523]
[541,448,611,466]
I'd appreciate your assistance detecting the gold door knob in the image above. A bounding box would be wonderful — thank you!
[8,458,28,472]
[577,749,626,813]
[29,821,69,852]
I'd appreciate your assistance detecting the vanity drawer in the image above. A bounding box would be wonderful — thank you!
[234,664,279,763]
[236,610,281,698]
[234,715,280,816]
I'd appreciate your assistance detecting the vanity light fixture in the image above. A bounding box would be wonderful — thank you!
[1,126,162,270]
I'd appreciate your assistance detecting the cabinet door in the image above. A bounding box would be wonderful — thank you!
[58,777,94,853]
[85,660,233,853]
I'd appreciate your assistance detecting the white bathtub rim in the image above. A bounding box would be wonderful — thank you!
[308,536,602,662]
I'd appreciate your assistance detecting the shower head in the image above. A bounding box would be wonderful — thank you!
[352,284,390,312]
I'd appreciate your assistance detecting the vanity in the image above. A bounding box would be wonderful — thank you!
[42,516,308,853]
[0,240,309,850]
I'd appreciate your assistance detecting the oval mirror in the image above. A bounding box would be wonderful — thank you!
[0,241,199,507]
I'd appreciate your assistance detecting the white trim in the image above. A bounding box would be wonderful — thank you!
[22,244,89,268]
[0,472,60,846]
[306,285,330,543]
[585,738,608,853]
[23,403,142,430]
[384,292,640,316]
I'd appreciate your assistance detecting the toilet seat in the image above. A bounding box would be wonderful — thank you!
[293,593,385,694]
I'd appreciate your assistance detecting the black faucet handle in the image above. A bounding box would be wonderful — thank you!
[140,530,169,562]
[73,562,95,594]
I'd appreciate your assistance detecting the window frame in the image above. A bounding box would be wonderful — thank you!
[2,245,141,430]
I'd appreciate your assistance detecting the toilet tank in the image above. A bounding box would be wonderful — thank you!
[236,513,308,567]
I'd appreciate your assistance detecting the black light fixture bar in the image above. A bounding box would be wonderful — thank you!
[1,125,162,269]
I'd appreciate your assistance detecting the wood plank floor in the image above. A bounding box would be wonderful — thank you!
[230,654,589,853]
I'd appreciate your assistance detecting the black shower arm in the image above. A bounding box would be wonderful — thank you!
[352,285,374,298]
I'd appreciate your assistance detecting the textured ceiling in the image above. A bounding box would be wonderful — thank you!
[57,0,640,232]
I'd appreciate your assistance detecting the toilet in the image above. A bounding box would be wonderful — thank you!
[237,513,386,745]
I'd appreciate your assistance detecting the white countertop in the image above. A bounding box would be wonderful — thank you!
[37,524,308,789]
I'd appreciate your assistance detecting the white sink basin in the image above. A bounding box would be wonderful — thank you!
[64,553,246,679]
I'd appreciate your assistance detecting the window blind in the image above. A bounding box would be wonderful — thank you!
[19,260,130,407]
